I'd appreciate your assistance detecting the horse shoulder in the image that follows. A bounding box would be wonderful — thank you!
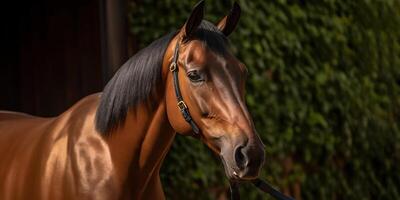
[45,93,119,199]
[0,93,118,200]
[69,93,120,199]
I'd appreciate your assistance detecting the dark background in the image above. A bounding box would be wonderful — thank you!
[1,0,128,116]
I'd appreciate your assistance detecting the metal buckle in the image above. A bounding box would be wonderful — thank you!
[177,101,187,110]
[169,62,177,72]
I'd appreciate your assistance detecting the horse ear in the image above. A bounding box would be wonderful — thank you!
[216,1,241,36]
[182,0,205,40]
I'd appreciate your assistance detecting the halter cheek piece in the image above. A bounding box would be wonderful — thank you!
[170,40,200,135]
[169,39,295,200]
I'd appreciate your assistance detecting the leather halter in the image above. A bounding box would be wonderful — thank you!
[170,39,295,200]
[170,40,200,135]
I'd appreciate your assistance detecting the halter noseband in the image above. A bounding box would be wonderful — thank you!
[169,39,295,200]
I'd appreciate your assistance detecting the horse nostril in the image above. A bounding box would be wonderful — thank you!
[234,145,248,169]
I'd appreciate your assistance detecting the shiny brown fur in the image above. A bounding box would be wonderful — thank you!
[0,1,265,199]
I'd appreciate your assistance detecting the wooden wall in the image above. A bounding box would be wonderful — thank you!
[1,0,128,116]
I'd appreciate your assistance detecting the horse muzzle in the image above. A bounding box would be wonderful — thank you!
[220,136,265,181]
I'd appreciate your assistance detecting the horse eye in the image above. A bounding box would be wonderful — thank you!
[187,70,204,82]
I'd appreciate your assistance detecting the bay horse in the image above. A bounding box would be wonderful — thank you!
[0,1,266,199]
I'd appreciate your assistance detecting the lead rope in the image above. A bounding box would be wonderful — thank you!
[251,179,295,200]
[230,178,295,200]
[229,181,240,200]
[170,40,294,200]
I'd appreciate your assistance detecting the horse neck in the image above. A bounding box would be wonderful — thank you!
[104,97,175,196]
[103,35,180,198]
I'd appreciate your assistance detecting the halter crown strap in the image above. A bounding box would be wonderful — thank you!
[170,41,200,134]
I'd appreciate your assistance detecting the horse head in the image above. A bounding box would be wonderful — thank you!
[165,1,265,181]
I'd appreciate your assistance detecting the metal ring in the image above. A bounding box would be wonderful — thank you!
[170,62,177,72]
[177,101,187,110]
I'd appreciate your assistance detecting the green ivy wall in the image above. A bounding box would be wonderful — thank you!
[128,0,400,199]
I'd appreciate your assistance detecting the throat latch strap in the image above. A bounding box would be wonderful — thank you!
[170,41,200,134]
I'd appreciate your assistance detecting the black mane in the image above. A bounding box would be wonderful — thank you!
[95,21,229,134]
